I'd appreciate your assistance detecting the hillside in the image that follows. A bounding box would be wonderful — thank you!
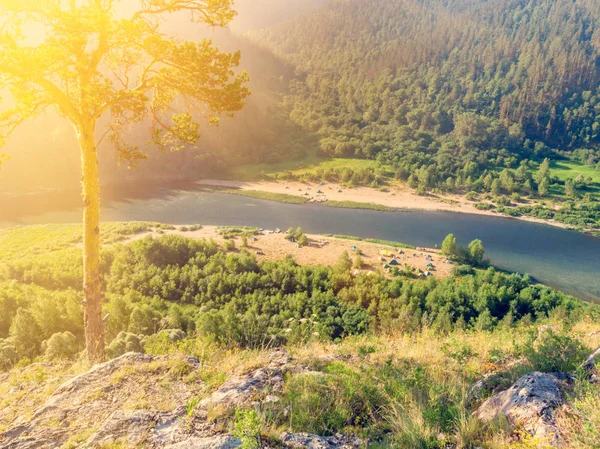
[255,0,600,156]
[0,223,599,448]
[3,0,600,202]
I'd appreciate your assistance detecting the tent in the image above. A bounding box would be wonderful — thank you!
[389,259,400,266]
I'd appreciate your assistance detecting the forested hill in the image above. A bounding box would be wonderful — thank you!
[252,0,600,164]
[3,0,600,196]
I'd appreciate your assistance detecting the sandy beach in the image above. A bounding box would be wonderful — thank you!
[197,179,574,230]
[124,225,454,279]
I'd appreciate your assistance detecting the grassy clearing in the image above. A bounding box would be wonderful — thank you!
[549,161,600,183]
[530,160,600,199]
[323,234,415,249]
[222,189,308,204]
[326,200,395,211]
[229,151,388,181]
[0,222,155,262]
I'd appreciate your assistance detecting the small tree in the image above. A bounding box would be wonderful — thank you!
[0,1,249,364]
[538,177,549,197]
[44,332,79,360]
[441,234,457,258]
[353,254,363,269]
[335,251,352,273]
[565,179,577,198]
[468,239,485,266]
[10,308,43,358]
[297,234,309,247]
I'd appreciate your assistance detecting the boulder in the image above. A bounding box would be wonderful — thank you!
[280,433,363,449]
[163,435,241,449]
[582,346,600,371]
[200,349,290,410]
[475,372,574,447]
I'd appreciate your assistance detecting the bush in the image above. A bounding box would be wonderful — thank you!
[524,330,588,372]
[232,409,262,449]
[44,331,78,360]
[465,192,478,201]
[106,332,144,359]
[0,339,18,371]
[297,234,309,247]
[224,239,236,251]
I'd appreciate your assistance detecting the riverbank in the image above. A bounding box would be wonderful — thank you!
[123,225,454,279]
[198,179,583,231]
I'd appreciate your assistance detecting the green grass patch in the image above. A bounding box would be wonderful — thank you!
[222,189,308,204]
[217,226,260,239]
[326,200,395,211]
[548,161,600,183]
[229,151,390,181]
[0,222,154,262]
[324,234,415,249]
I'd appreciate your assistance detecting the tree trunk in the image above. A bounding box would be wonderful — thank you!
[78,121,105,364]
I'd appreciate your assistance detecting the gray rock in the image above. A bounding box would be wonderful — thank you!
[200,349,290,410]
[466,358,526,404]
[163,436,241,449]
[582,346,600,371]
[280,433,363,449]
[86,410,176,447]
[475,372,573,447]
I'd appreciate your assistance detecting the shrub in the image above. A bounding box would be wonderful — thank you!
[465,192,478,201]
[297,234,309,247]
[0,339,18,371]
[43,331,78,360]
[224,239,236,251]
[106,332,144,359]
[232,409,262,449]
[524,330,588,372]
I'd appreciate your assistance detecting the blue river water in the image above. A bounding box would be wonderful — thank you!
[2,189,600,302]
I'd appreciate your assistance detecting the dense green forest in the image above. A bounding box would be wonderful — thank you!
[0,225,593,369]
[3,0,600,215]
[255,0,600,161]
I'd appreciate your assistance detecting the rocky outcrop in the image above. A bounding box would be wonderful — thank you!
[200,349,290,410]
[280,433,363,449]
[0,350,360,449]
[475,372,574,447]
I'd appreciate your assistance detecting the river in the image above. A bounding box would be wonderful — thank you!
[1,186,599,302]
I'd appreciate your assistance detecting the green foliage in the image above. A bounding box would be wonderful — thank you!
[252,0,600,175]
[523,330,589,373]
[43,332,78,361]
[441,234,457,258]
[297,234,309,247]
[327,200,394,211]
[232,409,262,449]
[0,226,594,366]
[106,332,145,359]
[223,239,236,251]
[10,309,43,359]
[0,339,18,371]
[224,189,308,204]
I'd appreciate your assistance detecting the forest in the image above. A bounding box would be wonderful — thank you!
[0,226,593,369]
[3,0,600,202]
